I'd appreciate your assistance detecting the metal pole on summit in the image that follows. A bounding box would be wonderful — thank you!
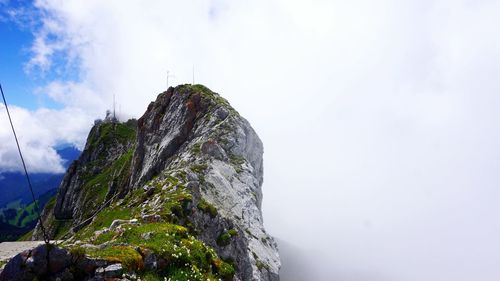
[167,70,175,89]
[0,83,51,245]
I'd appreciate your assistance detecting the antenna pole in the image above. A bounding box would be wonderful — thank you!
[166,70,175,89]
[113,93,116,120]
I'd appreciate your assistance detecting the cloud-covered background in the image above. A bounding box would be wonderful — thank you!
[2,0,500,280]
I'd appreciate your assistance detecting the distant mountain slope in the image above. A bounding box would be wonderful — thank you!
[0,189,58,242]
[0,146,80,208]
[0,146,80,242]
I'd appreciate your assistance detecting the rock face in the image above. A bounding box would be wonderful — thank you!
[31,84,280,280]
[56,119,136,220]
[131,85,279,280]
[33,120,137,238]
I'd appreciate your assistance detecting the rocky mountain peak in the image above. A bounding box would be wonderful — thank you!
[10,84,281,281]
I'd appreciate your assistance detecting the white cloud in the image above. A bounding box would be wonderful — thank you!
[0,103,92,173]
[4,0,500,279]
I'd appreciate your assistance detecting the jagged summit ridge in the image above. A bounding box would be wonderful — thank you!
[27,84,280,281]
[130,85,279,279]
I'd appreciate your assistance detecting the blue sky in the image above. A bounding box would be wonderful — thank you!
[0,1,72,110]
[0,15,39,109]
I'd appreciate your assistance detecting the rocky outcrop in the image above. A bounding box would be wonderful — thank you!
[29,84,280,280]
[0,244,130,281]
[1,244,73,281]
[55,120,136,220]
[33,120,136,239]
[129,85,279,280]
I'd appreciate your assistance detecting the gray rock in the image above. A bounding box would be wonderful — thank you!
[26,245,48,276]
[80,243,98,250]
[96,241,111,250]
[104,263,123,278]
[124,272,137,280]
[52,268,74,281]
[48,246,72,274]
[142,249,158,270]
[141,214,161,223]
[109,219,129,230]
[201,139,227,160]
[21,245,72,276]
[93,228,109,238]
[95,267,105,276]
[0,251,31,281]
[141,231,153,240]
[107,218,138,230]
[76,257,100,275]
[0,245,73,281]
[215,107,229,120]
